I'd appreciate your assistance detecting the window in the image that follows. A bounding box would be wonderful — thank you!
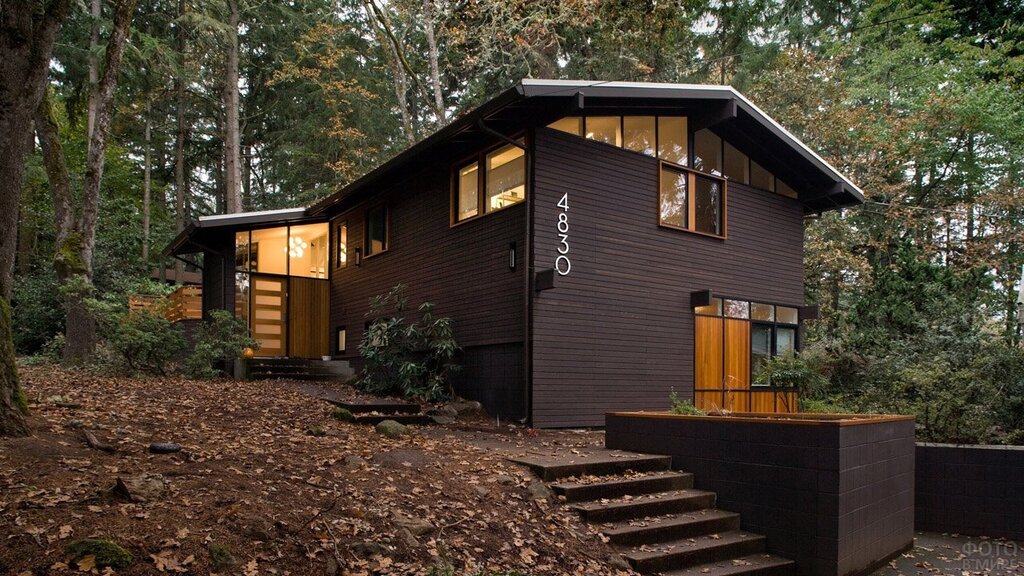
[659,163,726,237]
[336,326,347,354]
[657,117,688,166]
[485,143,526,213]
[336,222,348,268]
[750,159,775,192]
[456,163,479,221]
[288,223,328,279]
[723,142,749,184]
[548,116,581,136]
[235,231,250,271]
[750,302,800,387]
[695,297,723,316]
[365,205,388,256]
[693,176,723,236]
[249,227,288,275]
[453,140,527,224]
[776,178,798,199]
[694,129,722,175]
[724,299,750,319]
[659,164,688,229]
[623,116,656,157]
[585,116,622,146]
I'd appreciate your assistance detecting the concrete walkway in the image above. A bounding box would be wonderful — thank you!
[873,532,1023,576]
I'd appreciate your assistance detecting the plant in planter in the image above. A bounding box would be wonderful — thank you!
[753,350,829,412]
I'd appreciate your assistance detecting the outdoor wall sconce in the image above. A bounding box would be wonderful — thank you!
[690,289,714,308]
[509,242,517,271]
[355,247,362,266]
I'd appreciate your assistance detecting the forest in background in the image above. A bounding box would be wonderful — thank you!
[7,0,1024,443]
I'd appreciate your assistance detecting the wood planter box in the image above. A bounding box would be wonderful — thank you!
[606,412,916,576]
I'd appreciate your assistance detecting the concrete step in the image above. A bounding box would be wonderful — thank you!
[571,489,717,523]
[351,413,434,426]
[622,530,767,574]
[250,372,347,381]
[663,554,795,576]
[551,471,694,503]
[601,508,741,546]
[329,400,422,415]
[509,452,672,482]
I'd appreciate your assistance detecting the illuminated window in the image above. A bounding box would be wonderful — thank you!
[288,222,328,279]
[365,205,387,256]
[336,222,348,268]
[695,297,723,316]
[485,143,526,213]
[548,117,581,136]
[657,117,688,166]
[453,139,527,225]
[694,129,722,175]
[623,116,656,157]
[585,116,622,147]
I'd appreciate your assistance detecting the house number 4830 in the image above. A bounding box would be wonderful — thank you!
[555,193,571,276]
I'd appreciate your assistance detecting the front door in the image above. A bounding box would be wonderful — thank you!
[251,275,287,356]
[287,277,330,358]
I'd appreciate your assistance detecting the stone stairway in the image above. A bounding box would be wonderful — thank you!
[328,399,434,426]
[511,451,794,576]
[244,358,354,381]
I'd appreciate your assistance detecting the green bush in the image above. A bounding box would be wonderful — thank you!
[183,310,258,379]
[106,307,186,376]
[669,389,705,415]
[11,269,64,354]
[357,285,460,401]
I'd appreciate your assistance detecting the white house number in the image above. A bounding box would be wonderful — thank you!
[555,193,571,276]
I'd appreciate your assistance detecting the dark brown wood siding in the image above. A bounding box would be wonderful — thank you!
[328,161,528,419]
[530,128,806,427]
[201,229,235,318]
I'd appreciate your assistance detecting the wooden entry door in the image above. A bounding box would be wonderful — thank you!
[287,277,329,358]
[251,275,287,356]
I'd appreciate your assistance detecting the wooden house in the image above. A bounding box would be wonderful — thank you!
[167,80,863,427]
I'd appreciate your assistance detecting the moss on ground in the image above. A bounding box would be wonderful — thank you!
[66,539,134,568]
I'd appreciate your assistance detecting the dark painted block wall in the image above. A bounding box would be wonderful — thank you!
[328,157,527,421]
[201,229,235,317]
[606,414,916,576]
[916,443,1024,541]
[530,128,806,427]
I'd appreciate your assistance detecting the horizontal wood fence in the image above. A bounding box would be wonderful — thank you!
[128,285,202,323]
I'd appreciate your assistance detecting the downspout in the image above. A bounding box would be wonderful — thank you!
[521,129,535,425]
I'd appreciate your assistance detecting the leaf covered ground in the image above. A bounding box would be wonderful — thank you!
[1,365,630,575]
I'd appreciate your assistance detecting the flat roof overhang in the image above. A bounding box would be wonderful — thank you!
[165,207,324,256]
[307,80,864,218]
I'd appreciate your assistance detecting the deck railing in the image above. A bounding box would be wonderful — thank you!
[128,285,202,323]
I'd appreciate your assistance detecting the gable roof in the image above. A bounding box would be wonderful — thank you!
[308,79,863,217]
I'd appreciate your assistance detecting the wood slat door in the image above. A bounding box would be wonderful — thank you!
[694,316,724,412]
[287,277,329,358]
[724,319,751,412]
[251,276,286,356]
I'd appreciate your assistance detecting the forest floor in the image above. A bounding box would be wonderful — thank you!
[0,365,628,576]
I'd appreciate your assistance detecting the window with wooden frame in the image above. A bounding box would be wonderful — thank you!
[658,162,727,238]
[335,221,348,268]
[365,205,388,257]
[452,139,526,225]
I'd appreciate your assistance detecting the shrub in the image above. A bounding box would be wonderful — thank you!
[358,285,460,401]
[669,389,705,416]
[752,351,828,392]
[183,310,258,379]
[107,307,186,376]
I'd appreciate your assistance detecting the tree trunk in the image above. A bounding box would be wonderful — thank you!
[223,0,242,213]
[421,0,444,126]
[87,0,101,147]
[363,0,414,144]
[35,0,138,364]
[0,0,75,436]
[174,0,189,283]
[142,101,151,262]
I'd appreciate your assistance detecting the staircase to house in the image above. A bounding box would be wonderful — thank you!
[512,452,794,576]
[244,358,354,381]
[328,399,434,426]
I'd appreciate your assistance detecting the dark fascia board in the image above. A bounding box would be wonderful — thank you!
[309,79,863,218]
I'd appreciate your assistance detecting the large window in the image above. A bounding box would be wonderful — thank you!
[659,163,727,237]
[695,297,801,387]
[453,140,526,224]
[365,205,388,256]
[235,223,329,278]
